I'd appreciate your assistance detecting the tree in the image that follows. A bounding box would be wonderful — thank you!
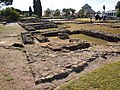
[1,7,20,21]
[0,0,13,8]
[116,1,120,11]
[44,8,51,17]
[29,6,32,17]
[62,8,71,18]
[15,8,22,14]
[54,9,61,16]
[62,8,67,14]
[115,1,120,17]
[62,8,67,17]
[103,5,105,11]
[77,9,84,18]
[70,8,76,15]
[116,12,120,17]
[36,0,42,17]
[33,0,36,14]
[66,9,71,16]
[62,8,76,18]
[33,0,42,18]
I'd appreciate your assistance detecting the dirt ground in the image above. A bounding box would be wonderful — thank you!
[0,23,35,90]
[0,23,120,90]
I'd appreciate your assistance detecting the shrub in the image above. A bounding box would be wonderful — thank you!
[0,7,20,21]
[116,11,120,17]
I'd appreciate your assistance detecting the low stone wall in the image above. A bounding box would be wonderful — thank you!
[19,18,49,23]
[21,32,34,44]
[41,30,71,37]
[34,35,49,43]
[32,23,58,30]
[40,29,120,42]
[47,39,90,51]
[20,25,120,43]
[18,21,58,31]
[79,29,120,42]
[93,23,120,28]
[58,33,70,39]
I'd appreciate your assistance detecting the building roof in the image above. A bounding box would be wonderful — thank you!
[82,4,91,9]
[82,4,95,14]
[106,10,117,13]
[84,8,96,14]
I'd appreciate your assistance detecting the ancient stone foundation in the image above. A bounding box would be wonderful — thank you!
[37,29,120,42]
[21,32,34,44]
[47,39,90,51]
[34,35,49,43]
[79,29,120,42]
[58,33,70,39]
[18,20,58,31]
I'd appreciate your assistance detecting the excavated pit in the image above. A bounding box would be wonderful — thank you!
[1,21,120,90]
[18,19,58,31]
[23,44,120,90]
[18,19,120,90]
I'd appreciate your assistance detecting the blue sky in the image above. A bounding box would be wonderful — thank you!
[2,0,119,12]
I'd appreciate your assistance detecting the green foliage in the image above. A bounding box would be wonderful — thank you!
[116,11,120,17]
[44,8,51,17]
[116,1,120,17]
[54,9,61,16]
[116,1,120,11]
[29,6,32,17]
[78,9,92,18]
[0,7,20,21]
[62,8,76,19]
[70,8,76,15]
[15,8,22,14]
[58,61,120,90]
[33,0,36,14]
[77,9,84,18]
[33,0,42,18]
[103,5,105,11]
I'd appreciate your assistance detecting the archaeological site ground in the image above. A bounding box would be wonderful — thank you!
[0,18,120,90]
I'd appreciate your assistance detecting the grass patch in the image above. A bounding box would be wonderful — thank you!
[58,61,120,90]
[0,23,23,33]
[66,23,120,34]
[75,18,98,22]
[35,88,41,90]
[75,18,120,23]
[3,73,14,82]
[70,34,108,45]
[0,25,5,32]
[0,86,5,90]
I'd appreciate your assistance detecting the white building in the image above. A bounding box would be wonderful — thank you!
[106,10,117,20]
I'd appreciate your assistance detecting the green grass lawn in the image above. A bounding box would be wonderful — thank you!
[75,18,98,22]
[70,34,108,45]
[0,24,5,32]
[75,18,120,23]
[65,23,120,34]
[58,61,120,90]
[0,23,23,33]
[74,18,108,23]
